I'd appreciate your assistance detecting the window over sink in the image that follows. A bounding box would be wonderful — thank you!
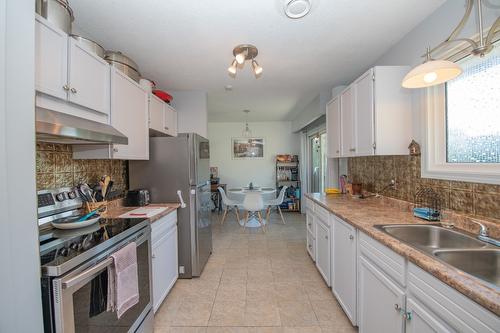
[445,45,500,164]
[422,41,500,185]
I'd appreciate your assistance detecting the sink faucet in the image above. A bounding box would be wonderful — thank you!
[471,219,500,247]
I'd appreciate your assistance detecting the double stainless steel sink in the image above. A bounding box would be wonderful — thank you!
[375,224,499,288]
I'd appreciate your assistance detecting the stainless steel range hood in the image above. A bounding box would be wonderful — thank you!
[36,108,128,145]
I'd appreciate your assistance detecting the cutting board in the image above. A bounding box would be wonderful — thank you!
[119,207,167,219]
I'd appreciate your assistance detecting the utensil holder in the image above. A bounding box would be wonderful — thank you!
[85,201,108,214]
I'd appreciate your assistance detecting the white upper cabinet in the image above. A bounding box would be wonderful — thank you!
[149,94,166,134]
[340,86,355,157]
[35,15,68,100]
[164,104,178,137]
[67,38,110,115]
[35,15,110,124]
[354,70,375,156]
[327,66,412,158]
[149,95,178,137]
[110,69,149,160]
[73,69,149,160]
[326,96,341,158]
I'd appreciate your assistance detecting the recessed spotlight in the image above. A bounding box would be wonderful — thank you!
[284,0,311,19]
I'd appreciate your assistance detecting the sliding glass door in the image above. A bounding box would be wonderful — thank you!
[310,131,327,193]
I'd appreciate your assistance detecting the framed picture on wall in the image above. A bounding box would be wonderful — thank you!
[232,138,265,159]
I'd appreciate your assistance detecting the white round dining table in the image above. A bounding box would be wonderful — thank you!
[227,188,276,228]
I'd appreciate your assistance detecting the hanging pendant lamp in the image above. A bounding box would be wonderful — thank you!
[402,48,463,88]
[402,0,499,89]
[242,110,252,137]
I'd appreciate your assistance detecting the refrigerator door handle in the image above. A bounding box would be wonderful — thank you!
[177,190,187,208]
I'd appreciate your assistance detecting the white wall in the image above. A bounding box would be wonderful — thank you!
[0,0,43,331]
[208,121,300,188]
[291,87,332,132]
[171,90,208,138]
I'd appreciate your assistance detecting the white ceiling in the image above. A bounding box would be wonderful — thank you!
[70,0,445,122]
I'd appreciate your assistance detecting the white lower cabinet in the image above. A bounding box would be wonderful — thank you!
[151,211,178,313]
[332,216,357,325]
[407,263,499,333]
[405,298,449,333]
[315,216,331,286]
[305,197,500,332]
[358,256,405,333]
[306,208,315,261]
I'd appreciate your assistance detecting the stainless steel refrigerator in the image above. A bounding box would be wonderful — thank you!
[129,133,212,278]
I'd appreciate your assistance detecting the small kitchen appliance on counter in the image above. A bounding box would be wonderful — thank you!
[38,187,153,333]
[126,189,151,207]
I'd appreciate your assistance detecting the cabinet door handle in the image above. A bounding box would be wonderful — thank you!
[63,84,70,91]
[325,235,328,239]
[349,148,356,152]
[152,254,156,259]
[349,234,354,240]
[70,87,77,93]
[113,148,118,153]
[164,126,169,130]
[404,311,412,321]
[336,150,339,153]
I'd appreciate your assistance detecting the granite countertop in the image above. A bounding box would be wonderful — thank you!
[104,203,180,223]
[305,192,500,316]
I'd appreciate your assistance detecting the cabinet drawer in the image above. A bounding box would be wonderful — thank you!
[359,232,405,287]
[151,210,177,244]
[314,203,330,223]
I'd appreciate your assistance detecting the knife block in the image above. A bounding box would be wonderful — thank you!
[85,201,108,214]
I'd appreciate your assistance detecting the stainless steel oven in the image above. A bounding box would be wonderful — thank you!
[51,229,152,333]
[40,222,153,333]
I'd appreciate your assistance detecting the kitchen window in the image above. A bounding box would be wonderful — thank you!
[422,42,500,185]
[445,46,500,164]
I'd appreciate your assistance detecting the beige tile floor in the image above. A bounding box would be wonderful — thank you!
[154,211,357,333]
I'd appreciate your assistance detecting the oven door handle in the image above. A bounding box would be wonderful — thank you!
[62,257,113,289]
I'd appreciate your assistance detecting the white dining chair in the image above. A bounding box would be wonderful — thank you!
[242,192,265,233]
[218,187,241,225]
[265,186,288,224]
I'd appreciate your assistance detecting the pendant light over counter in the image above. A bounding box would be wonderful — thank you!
[242,110,252,137]
[402,0,499,89]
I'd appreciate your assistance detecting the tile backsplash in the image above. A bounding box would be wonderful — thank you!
[36,143,128,192]
[348,155,500,221]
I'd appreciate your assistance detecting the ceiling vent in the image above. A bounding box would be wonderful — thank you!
[284,0,311,19]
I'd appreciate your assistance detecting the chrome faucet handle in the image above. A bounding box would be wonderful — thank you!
[470,219,488,237]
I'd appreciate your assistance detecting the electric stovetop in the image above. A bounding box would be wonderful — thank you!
[39,217,148,277]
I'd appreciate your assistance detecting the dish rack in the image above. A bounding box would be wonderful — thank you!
[414,187,441,221]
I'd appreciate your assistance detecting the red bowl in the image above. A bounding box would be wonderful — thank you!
[152,90,173,103]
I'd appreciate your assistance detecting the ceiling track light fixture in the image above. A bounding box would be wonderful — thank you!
[228,44,263,78]
[402,0,500,89]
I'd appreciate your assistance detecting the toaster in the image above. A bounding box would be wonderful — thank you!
[126,189,150,207]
